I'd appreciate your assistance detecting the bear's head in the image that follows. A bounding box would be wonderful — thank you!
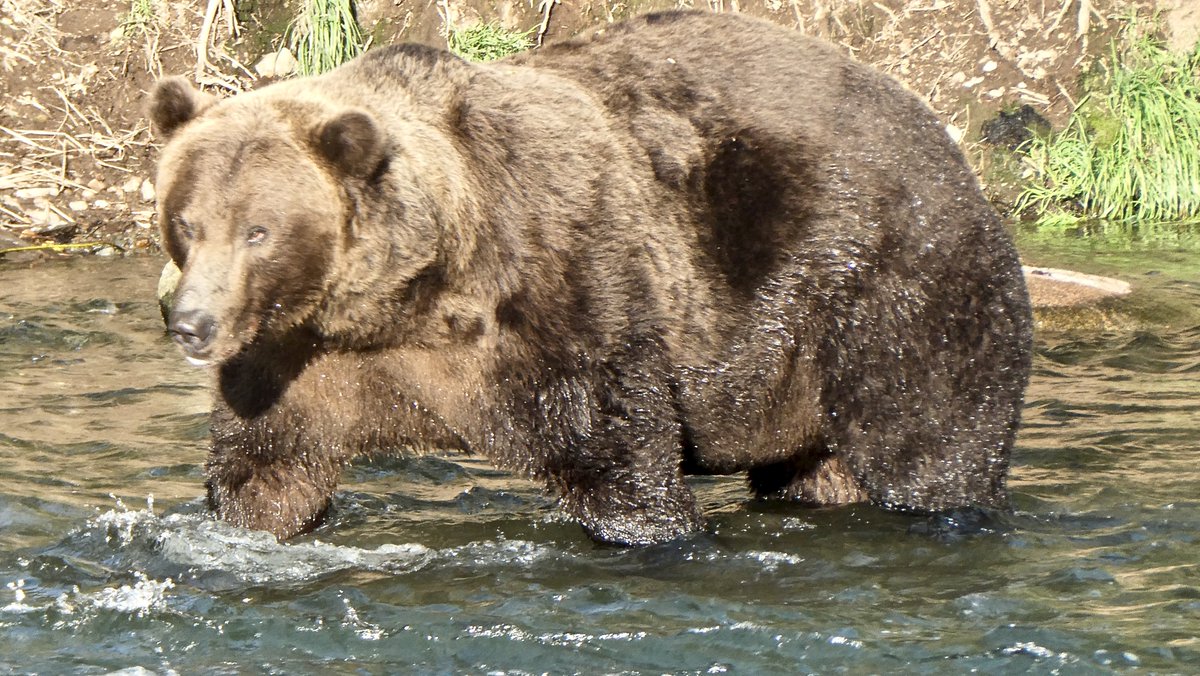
[148,77,444,366]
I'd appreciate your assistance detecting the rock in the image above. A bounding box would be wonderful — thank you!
[254,48,297,79]
[981,105,1050,150]
[68,200,87,211]
[121,176,142,193]
[1163,0,1200,52]
[140,179,155,202]
[13,187,57,199]
[27,206,66,229]
[1023,266,1131,308]
[86,178,106,191]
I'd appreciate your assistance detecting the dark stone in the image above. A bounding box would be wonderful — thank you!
[981,104,1050,150]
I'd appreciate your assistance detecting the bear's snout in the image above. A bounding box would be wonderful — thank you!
[168,308,217,363]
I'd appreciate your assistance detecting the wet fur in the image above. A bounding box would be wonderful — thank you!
[150,11,1032,544]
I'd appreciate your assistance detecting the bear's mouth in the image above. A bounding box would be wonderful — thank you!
[172,337,224,367]
[175,336,248,367]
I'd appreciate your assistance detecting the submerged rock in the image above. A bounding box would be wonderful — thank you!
[1023,266,1131,308]
[1023,266,1147,333]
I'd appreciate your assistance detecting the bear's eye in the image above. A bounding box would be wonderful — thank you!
[246,226,269,245]
[175,217,196,240]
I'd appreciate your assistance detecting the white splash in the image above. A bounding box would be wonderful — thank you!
[83,497,562,586]
[442,539,552,567]
[83,572,175,617]
[93,495,157,546]
[2,578,36,614]
[342,597,384,641]
[744,550,804,571]
[154,516,434,584]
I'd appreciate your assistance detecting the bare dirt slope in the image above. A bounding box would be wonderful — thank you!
[1162,0,1200,51]
[0,0,1186,253]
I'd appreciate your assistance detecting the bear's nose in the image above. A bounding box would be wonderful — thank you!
[168,309,216,354]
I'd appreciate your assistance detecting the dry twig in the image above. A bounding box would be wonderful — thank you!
[976,0,998,47]
[536,0,560,46]
[195,0,241,85]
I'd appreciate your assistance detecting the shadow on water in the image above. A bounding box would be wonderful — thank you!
[2,249,1200,672]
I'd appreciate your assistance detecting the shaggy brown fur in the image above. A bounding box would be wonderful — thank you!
[149,11,1032,545]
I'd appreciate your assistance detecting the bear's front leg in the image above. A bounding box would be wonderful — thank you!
[205,452,339,540]
[531,345,707,545]
[205,407,344,539]
[545,379,705,545]
[559,460,704,546]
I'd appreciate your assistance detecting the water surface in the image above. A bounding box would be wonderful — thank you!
[1,252,1199,673]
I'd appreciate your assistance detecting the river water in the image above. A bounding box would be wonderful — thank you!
[1,240,1199,674]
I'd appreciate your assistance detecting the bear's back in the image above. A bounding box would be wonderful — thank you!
[511,11,995,296]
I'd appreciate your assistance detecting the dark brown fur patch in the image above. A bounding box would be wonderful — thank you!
[147,76,215,139]
[701,128,808,294]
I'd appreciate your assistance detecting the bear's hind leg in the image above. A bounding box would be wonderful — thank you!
[748,450,868,506]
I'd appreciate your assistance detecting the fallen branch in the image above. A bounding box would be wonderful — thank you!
[195,0,221,82]
[1077,0,1091,37]
[976,0,998,48]
[0,44,36,67]
[536,0,560,46]
[1046,0,1074,39]
[195,0,238,82]
[0,126,61,154]
[790,0,805,33]
[0,203,27,223]
[0,241,122,256]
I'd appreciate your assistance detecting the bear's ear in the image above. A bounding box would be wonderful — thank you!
[147,77,215,140]
[313,110,386,178]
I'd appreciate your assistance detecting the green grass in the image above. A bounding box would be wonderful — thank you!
[1018,25,1200,227]
[289,0,365,76]
[120,0,159,39]
[447,22,533,62]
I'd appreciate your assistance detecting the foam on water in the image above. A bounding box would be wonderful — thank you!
[3,569,174,627]
[87,500,436,585]
[63,572,175,617]
[155,519,435,583]
[2,578,35,614]
[82,498,598,589]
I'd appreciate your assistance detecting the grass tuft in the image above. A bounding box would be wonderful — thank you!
[1018,23,1200,226]
[447,22,534,62]
[120,0,160,40]
[289,0,365,76]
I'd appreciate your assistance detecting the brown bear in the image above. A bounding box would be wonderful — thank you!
[148,10,1032,545]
